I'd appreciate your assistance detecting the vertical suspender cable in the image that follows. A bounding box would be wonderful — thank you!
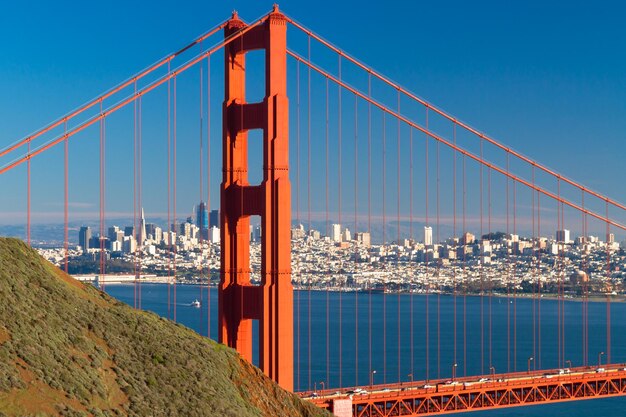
[173,75,178,322]
[100,101,106,291]
[199,52,204,333]
[325,76,330,388]
[367,72,372,386]
[425,109,430,382]
[133,83,139,309]
[480,139,484,375]
[561,189,565,367]
[307,35,312,391]
[536,192,542,369]
[462,152,466,376]
[397,90,402,384]
[513,180,517,371]
[557,179,561,367]
[532,168,537,367]
[27,140,31,245]
[606,201,611,363]
[479,140,485,375]
[337,55,343,389]
[167,62,172,321]
[296,59,301,392]
[506,154,510,372]
[488,168,492,369]
[581,191,586,366]
[138,95,143,310]
[410,127,415,381]
[207,55,212,338]
[436,137,441,379]
[452,121,457,370]
[355,93,359,386]
[382,112,387,384]
[64,121,69,274]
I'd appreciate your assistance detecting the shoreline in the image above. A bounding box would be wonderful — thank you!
[97,280,626,303]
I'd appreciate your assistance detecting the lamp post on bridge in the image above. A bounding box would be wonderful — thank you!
[452,363,458,382]
[566,360,572,370]
[598,352,605,368]
[489,366,496,380]
[527,357,534,374]
[408,373,414,385]
[370,370,377,390]
[319,381,325,392]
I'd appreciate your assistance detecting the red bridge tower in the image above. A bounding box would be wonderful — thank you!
[218,6,293,391]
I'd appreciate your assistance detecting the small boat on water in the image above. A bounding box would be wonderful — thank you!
[190,299,201,308]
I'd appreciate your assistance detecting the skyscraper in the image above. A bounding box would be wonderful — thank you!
[424,226,433,246]
[556,229,571,243]
[197,201,209,232]
[79,226,91,253]
[139,208,147,245]
[332,224,342,242]
[209,209,219,228]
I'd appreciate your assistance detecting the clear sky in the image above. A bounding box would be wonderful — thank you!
[1,0,625,240]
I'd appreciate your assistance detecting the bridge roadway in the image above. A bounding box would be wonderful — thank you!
[301,364,626,416]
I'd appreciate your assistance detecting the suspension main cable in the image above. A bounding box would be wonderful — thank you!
[284,16,626,214]
[0,21,230,160]
[1,19,266,176]
[285,50,626,232]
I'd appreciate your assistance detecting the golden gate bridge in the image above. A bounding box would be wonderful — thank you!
[2,5,626,416]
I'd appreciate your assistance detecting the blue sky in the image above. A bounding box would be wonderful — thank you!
[1,0,625,240]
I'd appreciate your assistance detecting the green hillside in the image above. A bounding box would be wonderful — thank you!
[0,238,329,417]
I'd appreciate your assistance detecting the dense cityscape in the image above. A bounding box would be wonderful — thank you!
[36,201,626,298]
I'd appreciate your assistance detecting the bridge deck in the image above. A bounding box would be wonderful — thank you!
[303,364,626,416]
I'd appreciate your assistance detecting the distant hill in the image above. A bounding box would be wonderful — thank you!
[0,238,329,417]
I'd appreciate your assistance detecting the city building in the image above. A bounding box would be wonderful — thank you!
[424,226,433,246]
[209,209,219,228]
[122,236,136,254]
[139,208,147,245]
[108,226,123,244]
[355,232,371,247]
[124,226,135,238]
[462,232,475,245]
[79,226,91,253]
[209,226,220,244]
[197,201,209,235]
[332,224,342,242]
[556,229,571,243]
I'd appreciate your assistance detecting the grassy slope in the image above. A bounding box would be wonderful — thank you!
[0,238,329,417]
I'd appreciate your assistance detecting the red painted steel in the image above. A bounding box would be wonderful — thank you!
[0,23,228,160]
[285,49,626,232]
[218,6,293,391]
[284,16,626,215]
[306,366,626,416]
[0,20,265,176]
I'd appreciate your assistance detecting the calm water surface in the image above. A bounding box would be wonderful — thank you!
[104,283,626,416]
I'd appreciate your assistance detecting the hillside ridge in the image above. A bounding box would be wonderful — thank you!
[0,238,329,417]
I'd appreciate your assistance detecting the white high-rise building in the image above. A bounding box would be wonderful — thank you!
[111,240,122,252]
[424,226,433,246]
[139,208,147,245]
[209,226,220,244]
[355,232,371,247]
[342,228,351,242]
[153,226,162,244]
[332,224,342,242]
